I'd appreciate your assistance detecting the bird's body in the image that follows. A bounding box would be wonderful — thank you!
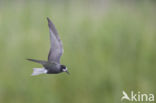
[27,17,69,76]
[44,62,61,74]
[27,59,62,74]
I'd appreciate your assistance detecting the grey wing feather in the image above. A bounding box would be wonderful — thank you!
[27,59,47,65]
[47,17,63,63]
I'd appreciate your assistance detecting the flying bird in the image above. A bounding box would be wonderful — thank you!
[27,17,69,76]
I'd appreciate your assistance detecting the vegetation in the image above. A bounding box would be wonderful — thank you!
[0,1,155,103]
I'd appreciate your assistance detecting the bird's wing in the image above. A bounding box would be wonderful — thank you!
[27,59,47,65]
[47,17,63,63]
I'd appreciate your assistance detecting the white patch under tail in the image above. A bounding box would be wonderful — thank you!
[32,68,47,76]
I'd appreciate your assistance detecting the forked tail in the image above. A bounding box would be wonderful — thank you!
[32,68,47,76]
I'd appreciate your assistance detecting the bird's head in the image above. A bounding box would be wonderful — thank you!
[61,65,69,74]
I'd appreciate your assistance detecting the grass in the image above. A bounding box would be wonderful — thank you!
[0,1,156,103]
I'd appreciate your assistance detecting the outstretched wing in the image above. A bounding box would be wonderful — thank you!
[47,17,63,63]
[27,59,47,65]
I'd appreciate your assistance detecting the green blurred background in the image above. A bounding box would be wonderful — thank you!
[0,0,156,103]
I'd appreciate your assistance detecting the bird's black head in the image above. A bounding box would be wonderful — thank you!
[61,65,69,74]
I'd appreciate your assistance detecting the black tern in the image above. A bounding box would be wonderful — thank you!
[27,17,69,76]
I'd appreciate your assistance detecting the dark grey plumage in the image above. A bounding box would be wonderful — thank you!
[27,17,68,76]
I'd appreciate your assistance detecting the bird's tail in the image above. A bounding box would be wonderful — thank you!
[32,68,47,76]
[27,59,47,65]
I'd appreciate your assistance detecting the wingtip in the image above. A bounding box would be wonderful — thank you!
[47,17,50,21]
[26,59,30,61]
[47,17,52,23]
[27,59,34,61]
[47,17,52,27]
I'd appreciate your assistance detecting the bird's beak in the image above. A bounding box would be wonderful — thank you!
[65,70,70,75]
